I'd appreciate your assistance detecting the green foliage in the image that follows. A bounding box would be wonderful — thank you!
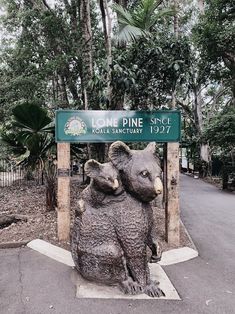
[113,0,174,42]
[193,0,235,98]
[195,0,235,62]
[1,101,57,209]
[203,106,235,154]
[1,102,54,168]
[110,0,191,109]
[0,131,27,157]
[110,34,191,109]
[113,3,147,42]
[12,102,52,131]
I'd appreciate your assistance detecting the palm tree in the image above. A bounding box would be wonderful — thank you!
[113,0,174,42]
[1,102,56,210]
[11,102,54,164]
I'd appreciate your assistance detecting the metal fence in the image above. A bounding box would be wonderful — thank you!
[0,159,43,187]
[0,158,90,187]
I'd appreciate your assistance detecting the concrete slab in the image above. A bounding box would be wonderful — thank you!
[159,247,198,266]
[28,239,182,300]
[28,239,198,269]
[27,239,75,267]
[27,240,197,300]
[73,264,181,300]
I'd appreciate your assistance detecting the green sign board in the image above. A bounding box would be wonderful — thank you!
[55,110,181,143]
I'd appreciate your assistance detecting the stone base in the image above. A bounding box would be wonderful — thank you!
[73,264,181,300]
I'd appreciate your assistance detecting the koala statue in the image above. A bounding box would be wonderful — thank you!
[108,141,164,296]
[71,141,164,297]
[71,160,129,287]
[76,160,124,214]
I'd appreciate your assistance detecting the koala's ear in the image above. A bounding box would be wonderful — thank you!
[145,142,161,160]
[108,141,132,170]
[145,142,157,154]
[85,159,102,178]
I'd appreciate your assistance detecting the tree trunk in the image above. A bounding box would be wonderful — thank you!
[165,0,180,246]
[222,54,235,107]
[99,0,113,107]
[173,0,179,39]
[196,0,211,169]
[193,86,203,132]
[172,0,179,104]
[79,0,93,108]
[198,0,204,14]
[231,148,235,167]
[46,183,57,211]
[193,86,211,165]
[232,80,235,107]
[52,75,56,108]
[58,75,70,108]
[79,0,93,159]
[200,143,210,164]
[44,161,57,211]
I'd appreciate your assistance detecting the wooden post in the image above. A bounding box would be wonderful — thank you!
[165,142,180,246]
[57,143,71,241]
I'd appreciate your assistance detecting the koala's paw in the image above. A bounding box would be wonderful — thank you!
[144,281,165,298]
[150,241,162,263]
[120,278,143,295]
[150,253,162,263]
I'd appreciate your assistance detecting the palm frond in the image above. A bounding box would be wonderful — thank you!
[118,24,149,43]
[2,102,55,170]
[113,0,173,42]
[0,131,27,156]
[12,102,52,132]
[135,0,174,30]
[112,3,135,26]
[113,3,150,43]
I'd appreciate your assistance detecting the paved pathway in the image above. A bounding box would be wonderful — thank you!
[0,175,235,314]
[164,175,235,314]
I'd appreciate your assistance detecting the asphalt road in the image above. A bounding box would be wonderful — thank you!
[0,175,235,314]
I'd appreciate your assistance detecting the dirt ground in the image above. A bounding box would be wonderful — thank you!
[0,178,193,252]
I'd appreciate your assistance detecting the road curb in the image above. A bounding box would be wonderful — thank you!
[27,239,75,267]
[159,247,198,266]
[180,219,198,252]
[27,239,198,267]
[0,241,29,249]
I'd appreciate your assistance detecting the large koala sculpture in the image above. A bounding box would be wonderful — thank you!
[71,141,164,297]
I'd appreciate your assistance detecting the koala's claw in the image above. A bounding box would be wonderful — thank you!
[150,254,162,263]
[150,241,162,263]
[144,281,165,298]
[120,279,143,295]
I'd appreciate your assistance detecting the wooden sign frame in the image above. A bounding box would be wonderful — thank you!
[56,111,180,246]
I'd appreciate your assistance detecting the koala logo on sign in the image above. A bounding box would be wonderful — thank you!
[64,117,87,136]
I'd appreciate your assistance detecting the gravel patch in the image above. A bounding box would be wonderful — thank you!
[0,179,194,251]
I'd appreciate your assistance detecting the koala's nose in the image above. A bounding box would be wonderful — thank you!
[154,177,163,195]
[112,179,119,190]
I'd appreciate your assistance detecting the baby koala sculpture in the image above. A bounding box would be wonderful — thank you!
[71,141,164,297]
[71,160,127,285]
[75,160,124,213]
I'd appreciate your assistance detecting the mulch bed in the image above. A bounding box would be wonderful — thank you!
[0,178,194,252]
